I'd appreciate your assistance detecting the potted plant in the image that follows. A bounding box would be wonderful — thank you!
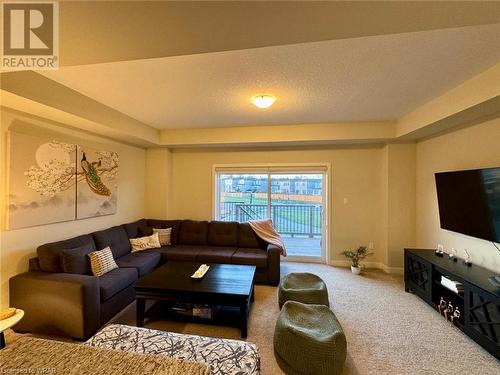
[340,246,373,274]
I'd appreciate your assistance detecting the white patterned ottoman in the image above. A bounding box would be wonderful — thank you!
[85,324,261,375]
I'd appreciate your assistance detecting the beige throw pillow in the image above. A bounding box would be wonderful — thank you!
[153,227,172,246]
[130,232,161,252]
[88,247,118,277]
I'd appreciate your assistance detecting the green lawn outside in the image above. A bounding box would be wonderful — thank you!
[222,195,313,205]
[221,194,322,230]
[276,208,322,229]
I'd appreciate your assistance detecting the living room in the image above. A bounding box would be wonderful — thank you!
[1,1,499,374]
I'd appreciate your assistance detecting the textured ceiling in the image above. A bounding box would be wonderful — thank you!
[57,1,500,66]
[41,24,500,129]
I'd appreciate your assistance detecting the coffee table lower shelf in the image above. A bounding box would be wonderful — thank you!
[136,290,254,338]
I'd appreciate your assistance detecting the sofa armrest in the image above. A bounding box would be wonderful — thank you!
[9,272,100,340]
[267,244,281,286]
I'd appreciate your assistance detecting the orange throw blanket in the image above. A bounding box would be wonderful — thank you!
[248,219,287,256]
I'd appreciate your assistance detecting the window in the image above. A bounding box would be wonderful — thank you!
[214,165,328,262]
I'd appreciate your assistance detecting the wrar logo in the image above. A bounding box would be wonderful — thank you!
[1,1,59,70]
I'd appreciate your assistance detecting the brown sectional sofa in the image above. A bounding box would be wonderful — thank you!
[9,219,281,340]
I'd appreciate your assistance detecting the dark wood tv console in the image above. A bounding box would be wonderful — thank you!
[404,248,500,359]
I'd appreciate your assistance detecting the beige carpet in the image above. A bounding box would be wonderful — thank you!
[7,262,499,374]
[109,262,500,375]
[1,336,210,375]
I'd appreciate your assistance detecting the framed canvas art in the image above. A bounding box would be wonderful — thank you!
[7,132,77,229]
[6,131,119,229]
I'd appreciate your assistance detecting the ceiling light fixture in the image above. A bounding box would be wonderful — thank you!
[251,94,276,109]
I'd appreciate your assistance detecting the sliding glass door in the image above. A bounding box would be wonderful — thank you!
[215,167,327,262]
[270,173,323,259]
[217,173,269,222]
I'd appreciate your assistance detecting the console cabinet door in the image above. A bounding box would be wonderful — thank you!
[464,284,500,359]
[405,252,432,303]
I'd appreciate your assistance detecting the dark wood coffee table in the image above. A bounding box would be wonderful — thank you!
[134,262,256,338]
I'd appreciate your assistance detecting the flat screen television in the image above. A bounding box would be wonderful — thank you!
[435,167,500,243]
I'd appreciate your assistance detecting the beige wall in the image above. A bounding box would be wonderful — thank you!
[0,109,146,308]
[145,148,171,218]
[377,146,390,266]
[167,146,388,265]
[416,117,500,273]
[385,144,417,269]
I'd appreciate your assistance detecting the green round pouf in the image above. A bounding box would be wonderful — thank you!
[278,272,329,309]
[274,301,347,375]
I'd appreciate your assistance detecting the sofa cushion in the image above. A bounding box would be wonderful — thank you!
[179,220,209,246]
[142,246,171,256]
[129,233,161,253]
[162,245,201,262]
[122,219,149,239]
[237,223,267,249]
[208,221,238,247]
[98,267,138,302]
[232,248,268,268]
[196,247,237,263]
[92,226,131,259]
[147,220,182,245]
[137,226,153,236]
[115,252,161,276]
[60,244,94,275]
[153,228,172,246]
[37,234,97,272]
[89,247,119,277]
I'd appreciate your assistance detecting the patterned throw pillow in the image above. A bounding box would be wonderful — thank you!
[129,232,161,252]
[88,247,118,277]
[153,228,172,246]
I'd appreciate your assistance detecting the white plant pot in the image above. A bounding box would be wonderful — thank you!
[351,265,361,275]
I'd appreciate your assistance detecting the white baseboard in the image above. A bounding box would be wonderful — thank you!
[329,260,403,275]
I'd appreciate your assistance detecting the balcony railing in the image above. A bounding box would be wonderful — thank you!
[219,202,322,237]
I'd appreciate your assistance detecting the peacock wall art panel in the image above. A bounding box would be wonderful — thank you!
[76,146,118,219]
[6,131,119,229]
